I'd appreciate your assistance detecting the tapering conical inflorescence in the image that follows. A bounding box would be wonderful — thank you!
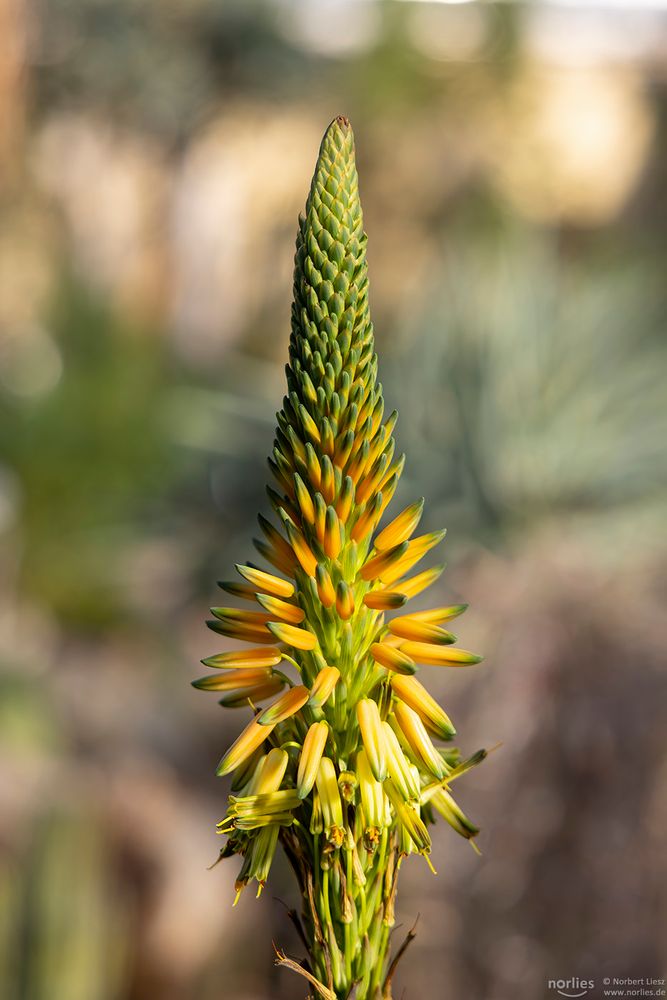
[195,117,486,1000]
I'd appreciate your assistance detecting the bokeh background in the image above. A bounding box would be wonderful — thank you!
[1,1,666,998]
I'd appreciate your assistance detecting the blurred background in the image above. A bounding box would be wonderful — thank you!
[1,1,666,998]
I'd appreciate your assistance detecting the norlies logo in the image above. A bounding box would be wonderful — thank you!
[548,978,595,998]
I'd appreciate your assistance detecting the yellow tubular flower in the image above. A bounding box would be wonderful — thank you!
[360,542,409,582]
[370,642,416,675]
[218,580,259,600]
[308,666,340,709]
[235,564,295,598]
[399,604,468,624]
[378,530,447,586]
[200,647,283,669]
[356,748,386,846]
[194,117,486,998]
[429,787,480,841]
[394,564,445,599]
[384,779,431,856]
[297,722,330,798]
[255,593,305,624]
[398,642,483,666]
[294,473,316,524]
[192,667,274,691]
[381,722,420,802]
[373,498,424,551]
[258,685,309,725]
[220,678,285,707]
[362,590,407,611]
[315,756,345,848]
[252,748,289,793]
[392,702,448,780]
[206,617,276,644]
[315,564,336,607]
[335,581,355,620]
[390,674,456,740]
[216,718,277,776]
[356,699,388,782]
[323,506,343,558]
[266,621,318,650]
[387,617,456,644]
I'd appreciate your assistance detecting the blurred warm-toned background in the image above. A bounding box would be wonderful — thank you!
[1,2,666,998]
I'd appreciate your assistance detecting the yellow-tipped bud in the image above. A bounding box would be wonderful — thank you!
[370,642,416,675]
[201,647,283,669]
[392,702,447,780]
[360,541,409,582]
[384,778,431,855]
[388,618,456,644]
[395,564,445,599]
[316,757,344,847]
[378,473,399,518]
[304,442,322,488]
[210,607,271,625]
[321,456,336,504]
[356,699,387,782]
[313,493,327,545]
[249,747,289,794]
[398,643,483,666]
[346,438,370,483]
[400,604,468,625]
[390,674,456,739]
[355,456,388,506]
[382,722,420,802]
[316,564,336,608]
[320,418,335,457]
[379,530,446,586]
[335,475,355,522]
[350,493,383,544]
[334,429,355,469]
[236,563,294,597]
[335,581,355,620]
[323,506,343,559]
[258,515,298,570]
[294,473,316,524]
[192,667,273,691]
[308,666,340,708]
[253,537,297,577]
[258,685,309,725]
[218,580,258,600]
[266,485,300,526]
[285,521,318,577]
[255,593,305,625]
[374,498,424,551]
[363,590,408,611]
[217,717,277,776]
[297,721,329,799]
[220,678,285,707]
[206,618,275,644]
[429,787,479,840]
[266,621,318,650]
[299,403,321,444]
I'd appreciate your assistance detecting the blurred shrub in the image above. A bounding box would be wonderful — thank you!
[0,276,172,627]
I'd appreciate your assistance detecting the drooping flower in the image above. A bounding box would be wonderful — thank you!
[194,116,487,1000]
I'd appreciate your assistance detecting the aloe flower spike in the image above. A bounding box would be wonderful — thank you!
[194,116,487,1000]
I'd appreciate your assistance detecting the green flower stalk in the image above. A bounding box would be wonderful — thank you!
[194,116,486,1000]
